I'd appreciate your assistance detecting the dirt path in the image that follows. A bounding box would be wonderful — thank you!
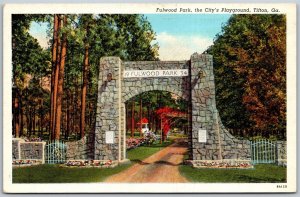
[104,139,188,183]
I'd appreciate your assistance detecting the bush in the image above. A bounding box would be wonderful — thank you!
[126,137,146,150]
[143,131,157,145]
[126,131,158,149]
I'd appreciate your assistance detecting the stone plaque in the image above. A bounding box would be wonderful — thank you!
[105,131,114,144]
[198,129,207,143]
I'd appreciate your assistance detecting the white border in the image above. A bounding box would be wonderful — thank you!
[3,3,297,193]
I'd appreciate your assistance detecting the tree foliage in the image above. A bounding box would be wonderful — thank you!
[12,14,50,88]
[12,14,50,137]
[12,14,159,140]
[207,14,286,135]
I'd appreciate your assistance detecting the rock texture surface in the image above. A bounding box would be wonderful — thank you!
[276,141,287,166]
[12,138,45,163]
[66,134,95,160]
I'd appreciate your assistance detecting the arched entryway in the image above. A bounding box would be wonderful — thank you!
[94,53,251,165]
[124,90,190,157]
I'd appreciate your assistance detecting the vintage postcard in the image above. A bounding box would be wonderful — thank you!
[3,3,296,193]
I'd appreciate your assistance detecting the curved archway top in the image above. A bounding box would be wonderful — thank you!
[122,88,186,104]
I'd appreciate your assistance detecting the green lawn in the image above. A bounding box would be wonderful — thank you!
[127,140,172,163]
[12,140,172,183]
[13,163,131,183]
[179,164,287,183]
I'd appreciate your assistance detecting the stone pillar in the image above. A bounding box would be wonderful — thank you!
[189,53,251,165]
[95,57,122,161]
[276,141,287,166]
[12,138,23,159]
[190,53,221,160]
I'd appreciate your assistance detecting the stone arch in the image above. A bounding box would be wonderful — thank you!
[124,89,187,104]
[94,53,251,166]
[122,86,186,103]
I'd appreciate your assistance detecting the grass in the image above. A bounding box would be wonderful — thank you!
[179,164,287,183]
[13,139,173,183]
[13,163,131,183]
[127,140,173,163]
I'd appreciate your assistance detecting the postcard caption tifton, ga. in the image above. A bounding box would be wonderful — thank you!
[156,7,280,14]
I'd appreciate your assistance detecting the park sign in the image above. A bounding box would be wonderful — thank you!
[105,131,114,144]
[123,69,188,78]
[198,129,207,143]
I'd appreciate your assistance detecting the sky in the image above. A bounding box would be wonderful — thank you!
[29,14,231,61]
[144,14,231,60]
[30,22,49,48]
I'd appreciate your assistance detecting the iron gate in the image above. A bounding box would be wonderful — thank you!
[46,141,67,164]
[250,139,276,164]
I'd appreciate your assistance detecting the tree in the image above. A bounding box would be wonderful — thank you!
[54,15,68,141]
[113,14,159,61]
[156,107,187,141]
[207,14,286,138]
[12,14,50,138]
[79,15,94,139]
[50,14,60,140]
[76,14,159,138]
[12,14,159,140]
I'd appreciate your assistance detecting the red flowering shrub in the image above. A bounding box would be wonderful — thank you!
[126,137,146,150]
[156,107,187,137]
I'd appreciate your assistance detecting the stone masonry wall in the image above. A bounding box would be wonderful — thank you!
[66,134,95,160]
[189,53,251,162]
[12,138,46,163]
[12,139,20,159]
[95,57,122,160]
[276,141,287,166]
[20,143,44,159]
[66,138,88,160]
[122,61,190,101]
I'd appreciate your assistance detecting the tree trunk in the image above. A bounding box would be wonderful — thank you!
[20,95,23,136]
[40,99,43,138]
[147,106,150,130]
[139,99,142,136]
[80,24,90,139]
[88,100,92,129]
[72,91,75,137]
[12,95,16,137]
[27,108,32,136]
[65,90,70,140]
[131,101,135,137]
[126,102,129,135]
[52,15,62,140]
[50,14,60,141]
[75,78,80,137]
[14,96,20,137]
[54,15,68,141]
[32,107,36,135]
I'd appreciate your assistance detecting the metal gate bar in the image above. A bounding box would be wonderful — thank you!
[46,141,67,164]
[250,139,276,164]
